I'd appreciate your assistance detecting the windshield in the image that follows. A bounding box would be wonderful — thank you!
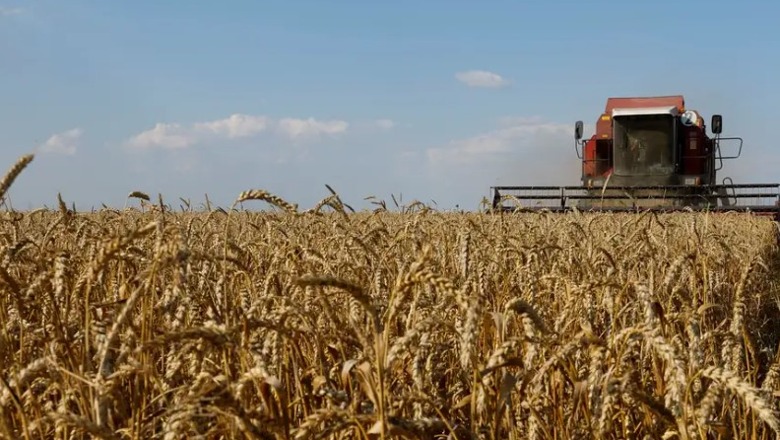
[613,114,675,176]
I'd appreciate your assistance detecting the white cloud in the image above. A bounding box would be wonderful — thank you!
[276,118,349,139]
[426,120,571,164]
[193,114,268,139]
[125,114,351,150]
[412,117,592,207]
[0,7,22,16]
[126,123,194,150]
[424,116,596,188]
[497,116,545,127]
[455,70,510,88]
[373,119,395,130]
[38,128,82,155]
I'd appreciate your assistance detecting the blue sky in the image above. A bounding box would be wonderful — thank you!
[1,0,778,211]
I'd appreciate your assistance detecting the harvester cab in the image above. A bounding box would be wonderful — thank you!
[491,95,780,218]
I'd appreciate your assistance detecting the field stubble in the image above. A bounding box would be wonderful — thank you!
[0,155,779,439]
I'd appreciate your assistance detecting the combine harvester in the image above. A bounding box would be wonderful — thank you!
[491,95,780,219]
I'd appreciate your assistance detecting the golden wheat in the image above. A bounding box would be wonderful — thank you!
[0,155,778,439]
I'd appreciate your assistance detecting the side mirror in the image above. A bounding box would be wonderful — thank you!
[574,120,583,140]
[711,114,722,134]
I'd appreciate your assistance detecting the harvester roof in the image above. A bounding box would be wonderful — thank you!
[605,95,685,114]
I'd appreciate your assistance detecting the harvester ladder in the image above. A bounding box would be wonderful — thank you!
[718,177,737,207]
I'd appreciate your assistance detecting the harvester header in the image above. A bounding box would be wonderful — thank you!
[491,95,780,217]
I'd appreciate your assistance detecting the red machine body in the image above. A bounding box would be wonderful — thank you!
[580,95,715,187]
[490,94,780,217]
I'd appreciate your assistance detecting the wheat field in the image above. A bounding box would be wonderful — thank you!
[0,154,779,439]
